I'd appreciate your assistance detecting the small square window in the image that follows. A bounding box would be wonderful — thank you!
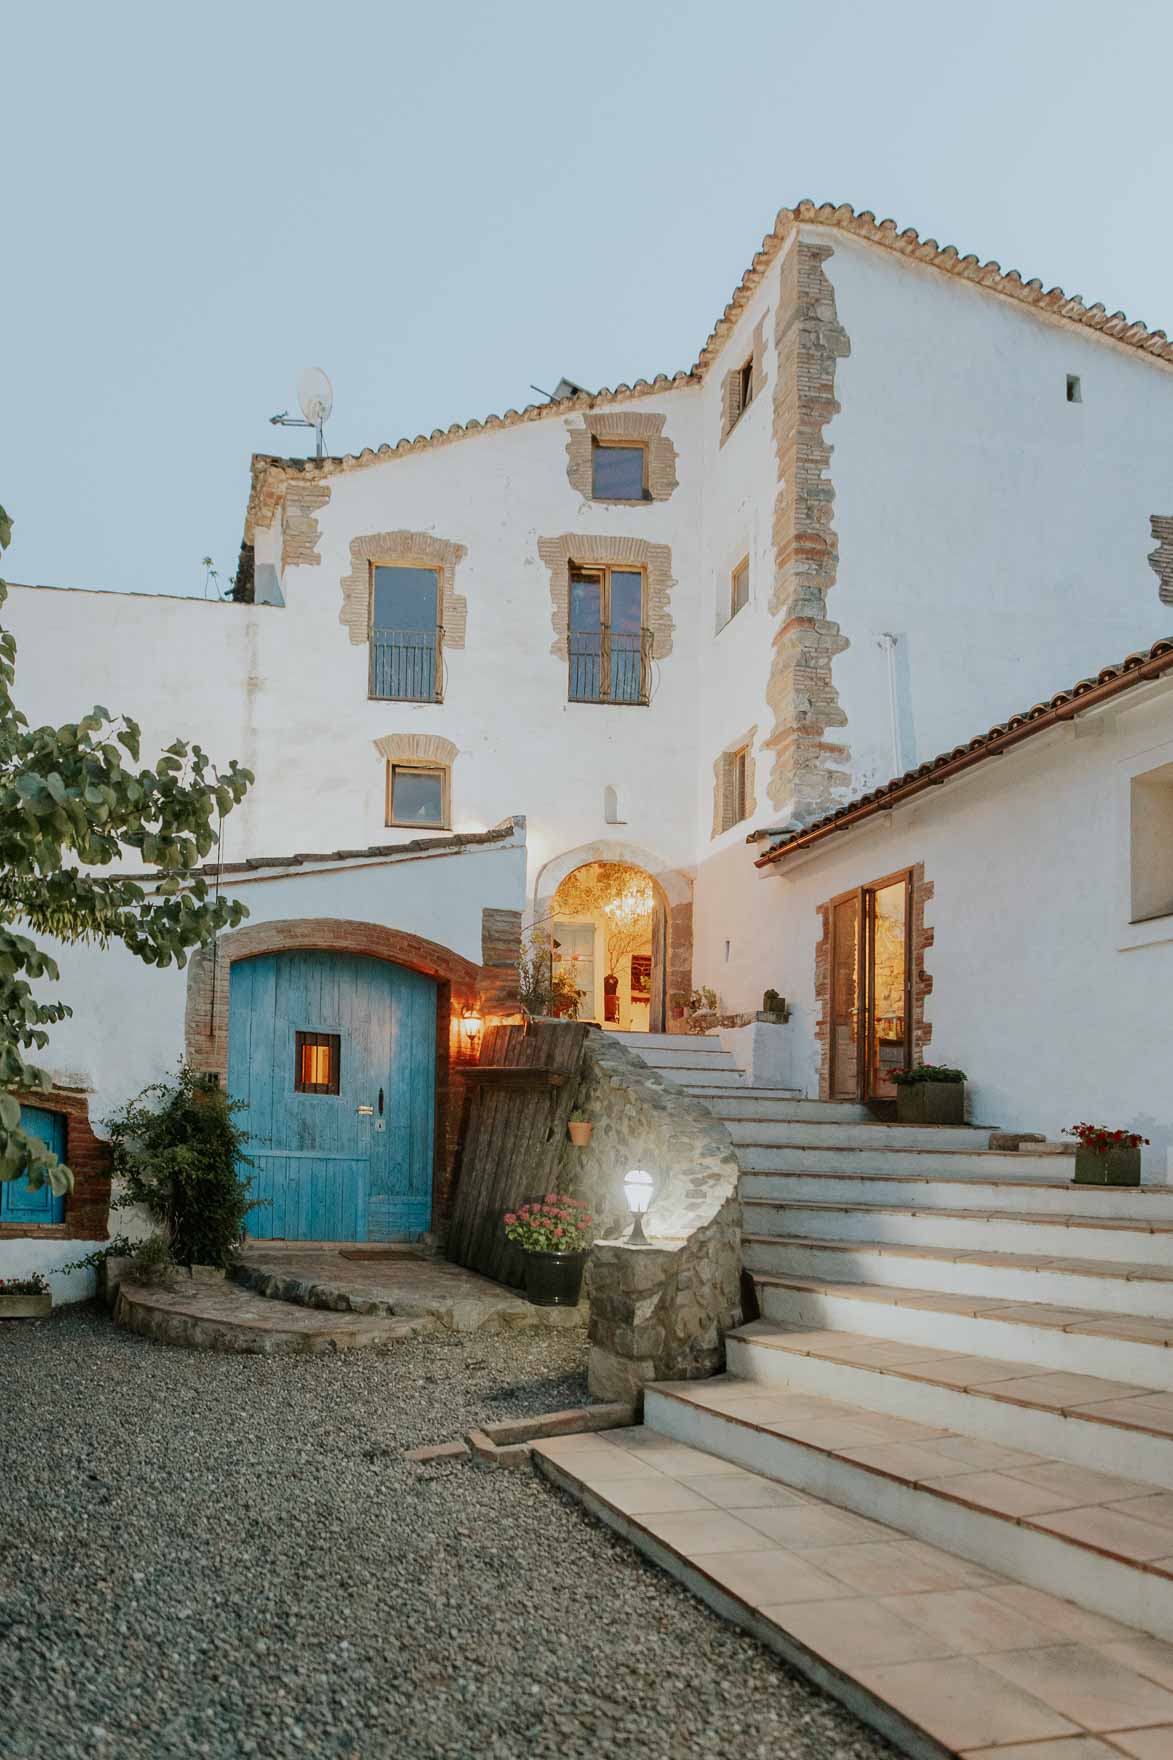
[295,1032,340,1095]
[388,764,447,828]
[591,443,646,501]
[730,557,749,619]
[1130,760,1173,922]
[1066,374,1082,403]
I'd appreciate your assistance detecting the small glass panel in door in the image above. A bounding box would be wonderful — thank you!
[568,568,603,702]
[609,569,644,703]
[868,878,909,1099]
[829,896,860,1101]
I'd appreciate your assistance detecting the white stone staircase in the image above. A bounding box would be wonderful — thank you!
[540,1045,1173,1757]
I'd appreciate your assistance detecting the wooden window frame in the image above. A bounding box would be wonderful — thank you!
[385,761,451,831]
[826,868,913,1103]
[737,357,754,417]
[367,560,445,704]
[730,555,750,621]
[590,438,649,504]
[567,562,651,706]
[294,1030,341,1096]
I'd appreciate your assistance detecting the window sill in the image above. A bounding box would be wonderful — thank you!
[588,495,653,507]
[386,822,452,833]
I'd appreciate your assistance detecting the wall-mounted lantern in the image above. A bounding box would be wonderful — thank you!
[461,1005,484,1057]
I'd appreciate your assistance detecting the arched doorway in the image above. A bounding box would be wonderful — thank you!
[533,841,693,1034]
[551,861,661,1031]
[228,949,437,1241]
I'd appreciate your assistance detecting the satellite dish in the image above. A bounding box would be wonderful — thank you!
[297,367,334,426]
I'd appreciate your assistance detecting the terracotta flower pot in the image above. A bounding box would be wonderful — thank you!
[0,1291,52,1319]
[523,1249,587,1308]
[567,1120,592,1147]
[1074,1144,1141,1186]
[896,1082,965,1125]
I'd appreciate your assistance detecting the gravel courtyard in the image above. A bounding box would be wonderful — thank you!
[1,1306,891,1760]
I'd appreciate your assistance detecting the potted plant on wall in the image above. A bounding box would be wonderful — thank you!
[1066,1122,1149,1186]
[567,1109,592,1148]
[893,1063,967,1125]
[0,1271,52,1318]
[503,1193,593,1307]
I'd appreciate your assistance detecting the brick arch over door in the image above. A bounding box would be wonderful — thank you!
[533,840,693,1029]
[185,917,485,1219]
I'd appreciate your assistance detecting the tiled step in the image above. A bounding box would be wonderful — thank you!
[741,1235,1173,1321]
[726,1322,1173,1487]
[705,1097,871,1123]
[756,1274,1173,1392]
[727,1121,992,1150]
[535,1425,1173,1760]
[646,1379,1173,1640]
[737,1144,1072,1177]
[114,1278,430,1354]
[742,1169,1173,1220]
[743,1199,1173,1266]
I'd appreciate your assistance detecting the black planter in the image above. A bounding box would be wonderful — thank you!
[896,1082,965,1125]
[1074,1144,1141,1186]
[523,1250,587,1308]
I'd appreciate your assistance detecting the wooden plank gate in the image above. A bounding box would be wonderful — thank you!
[446,1020,588,1288]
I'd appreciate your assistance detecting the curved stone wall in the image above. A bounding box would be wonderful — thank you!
[559,1031,742,1403]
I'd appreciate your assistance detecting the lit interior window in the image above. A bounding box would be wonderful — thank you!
[295,1032,340,1095]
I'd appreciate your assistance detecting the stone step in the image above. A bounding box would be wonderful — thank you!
[727,1120,993,1151]
[233,1248,582,1335]
[634,1046,741,1069]
[646,1379,1173,1642]
[755,1274,1173,1392]
[726,1321,1173,1487]
[686,1083,802,1101]
[741,1168,1173,1220]
[661,1064,748,1088]
[536,1424,1173,1759]
[114,1278,429,1355]
[743,1199,1173,1266]
[704,1098,872,1123]
[736,1144,1075,1178]
[741,1235,1173,1320]
[611,1031,719,1052]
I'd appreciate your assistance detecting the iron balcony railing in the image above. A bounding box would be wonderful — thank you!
[369,626,444,702]
[568,627,653,705]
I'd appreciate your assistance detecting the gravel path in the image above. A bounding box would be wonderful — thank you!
[1,1306,892,1760]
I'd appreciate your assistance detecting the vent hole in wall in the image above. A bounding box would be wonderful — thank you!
[1066,374,1082,404]
[604,784,626,824]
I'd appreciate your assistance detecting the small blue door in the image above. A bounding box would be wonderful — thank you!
[0,1106,67,1224]
[228,950,436,1242]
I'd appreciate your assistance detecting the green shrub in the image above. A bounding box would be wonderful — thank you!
[108,1063,256,1267]
[893,1062,967,1086]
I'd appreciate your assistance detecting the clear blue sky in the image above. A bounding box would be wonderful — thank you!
[4,0,1172,598]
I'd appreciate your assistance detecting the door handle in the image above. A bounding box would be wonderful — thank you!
[356,1104,374,1116]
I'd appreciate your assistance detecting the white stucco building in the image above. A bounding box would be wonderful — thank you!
[5,198,1173,1285]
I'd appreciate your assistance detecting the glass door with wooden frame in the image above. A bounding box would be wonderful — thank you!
[828,873,912,1103]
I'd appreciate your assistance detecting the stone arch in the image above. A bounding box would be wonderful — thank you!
[533,840,693,1030]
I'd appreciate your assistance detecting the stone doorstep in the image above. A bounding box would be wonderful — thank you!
[404,1403,635,1470]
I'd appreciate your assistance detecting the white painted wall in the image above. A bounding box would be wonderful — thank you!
[0,830,526,1298]
[828,231,1173,795]
[756,685,1173,1176]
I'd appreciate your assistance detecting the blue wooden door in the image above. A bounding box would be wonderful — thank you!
[0,1106,67,1224]
[228,951,436,1242]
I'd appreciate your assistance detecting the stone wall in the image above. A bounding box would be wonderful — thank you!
[557,1031,742,1404]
